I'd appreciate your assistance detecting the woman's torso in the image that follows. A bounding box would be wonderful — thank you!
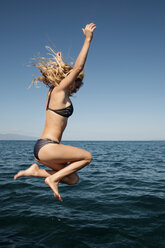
[39,87,73,142]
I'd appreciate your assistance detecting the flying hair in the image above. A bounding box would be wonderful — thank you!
[27,46,84,95]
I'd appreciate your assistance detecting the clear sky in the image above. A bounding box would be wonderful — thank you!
[0,0,165,140]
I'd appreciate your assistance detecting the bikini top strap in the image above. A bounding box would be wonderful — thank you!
[46,88,53,109]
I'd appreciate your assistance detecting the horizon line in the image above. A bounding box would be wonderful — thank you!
[0,139,165,142]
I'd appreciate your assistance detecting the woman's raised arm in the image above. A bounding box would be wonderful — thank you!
[56,23,96,92]
[74,23,96,69]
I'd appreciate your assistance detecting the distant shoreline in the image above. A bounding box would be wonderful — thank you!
[0,139,165,142]
[0,133,37,140]
[0,133,164,141]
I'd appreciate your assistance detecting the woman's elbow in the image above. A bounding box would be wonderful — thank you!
[73,66,83,72]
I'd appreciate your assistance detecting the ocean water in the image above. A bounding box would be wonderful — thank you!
[0,140,165,248]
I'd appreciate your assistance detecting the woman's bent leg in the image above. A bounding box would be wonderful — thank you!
[35,159,79,185]
[45,158,92,201]
[37,143,92,202]
[38,143,92,164]
[14,162,79,185]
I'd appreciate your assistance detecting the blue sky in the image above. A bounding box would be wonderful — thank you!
[0,0,165,140]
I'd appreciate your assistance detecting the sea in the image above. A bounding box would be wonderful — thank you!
[0,140,165,248]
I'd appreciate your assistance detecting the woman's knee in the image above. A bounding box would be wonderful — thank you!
[68,173,79,185]
[84,151,92,164]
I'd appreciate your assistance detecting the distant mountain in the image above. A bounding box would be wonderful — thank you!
[0,133,37,140]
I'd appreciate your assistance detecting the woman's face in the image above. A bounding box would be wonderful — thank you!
[68,79,82,95]
[71,80,81,93]
[75,79,82,88]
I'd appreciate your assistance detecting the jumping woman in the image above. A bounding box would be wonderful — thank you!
[14,22,96,202]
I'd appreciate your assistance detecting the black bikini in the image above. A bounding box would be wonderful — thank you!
[33,88,73,161]
[46,88,73,117]
[33,138,59,160]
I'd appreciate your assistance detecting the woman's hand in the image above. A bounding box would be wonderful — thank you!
[82,23,96,41]
[57,52,62,57]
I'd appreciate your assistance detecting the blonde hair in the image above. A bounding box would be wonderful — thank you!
[27,46,84,95]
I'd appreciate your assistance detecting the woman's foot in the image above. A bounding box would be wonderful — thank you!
[45,177,62,202]
[14,163,39,180]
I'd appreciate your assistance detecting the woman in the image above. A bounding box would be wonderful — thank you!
[14,23,96,202]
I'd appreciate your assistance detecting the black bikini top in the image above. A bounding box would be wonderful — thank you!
[46,88,74,118]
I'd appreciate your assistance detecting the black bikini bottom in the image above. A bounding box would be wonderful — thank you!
[33,138,59,161]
